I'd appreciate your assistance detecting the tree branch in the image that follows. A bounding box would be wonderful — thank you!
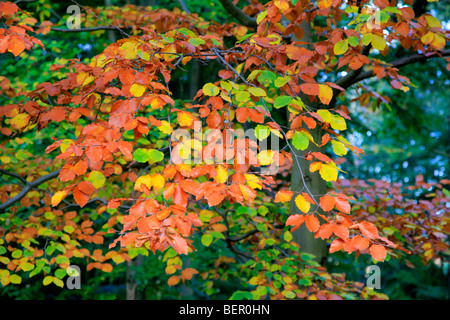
[176,0,190,13]
[218,0,257,28]
[337,49,450,91]
[0,169,27,184]
[0,168,61,212]
[349,49,450,87]
[51,26,120,33]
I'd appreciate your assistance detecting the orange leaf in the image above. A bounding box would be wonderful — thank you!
[179,179,200,195]
[329,239,344,253]
[358,221,379,239]
[315,223,333,239]
[168,275,180,286]
[319,195,336,211]
[332,224,349,240]
[74,187,89,208]
[305,214,320,232]
[335,197,350,214]
[0,2,19,16]
[351,235,370,251]
[181,268,199,280]
[275,190,294,203]
[172,236,189,255]
[370,244,387,262]
[286,214,305,232]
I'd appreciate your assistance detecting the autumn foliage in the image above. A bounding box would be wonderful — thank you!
[0,0,449,299]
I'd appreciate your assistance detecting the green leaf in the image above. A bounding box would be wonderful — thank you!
[133,148,151,163]
[203,83,220,96]
[10,274,22,284]
[274,76,291,88]
[247,87,266,97]
[188,37,205,47]
[11,250,22,259]
[235,90,251,102]
[292,131,309,151]
[330,114,347,131]
[274,95,293,109]
[257,71,277,86]
[43,276,53,286]
[86,171,106,189]
[201,234,213,247]
[347,36,359,47]
[331,140,347,156]
[255,125,270,141]
[54,268,67,279]
[148,149,164,162]
[334,39,348,55]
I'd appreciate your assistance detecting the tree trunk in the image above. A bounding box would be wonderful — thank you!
[290,125,328,265]
[126,255,144,300]
[288,21,328,265]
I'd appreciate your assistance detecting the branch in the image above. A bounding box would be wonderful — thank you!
[0,168,61,212]
[335,44,372,90]
[0,169,27,184]
[349,49,450,86]
[218,0,257,28]
[227,229,259,242]
[51,26,120,33]
[176,0,190,13]
[338,49,450,91]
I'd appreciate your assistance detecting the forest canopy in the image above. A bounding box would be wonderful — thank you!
[0,0,449,300]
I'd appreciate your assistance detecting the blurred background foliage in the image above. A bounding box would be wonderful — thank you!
[0,0,448,300]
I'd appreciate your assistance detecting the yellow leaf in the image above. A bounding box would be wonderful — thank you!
[295,194,310,213]
[309,162,322,173]
[177,111,195,127]
[158,120,173,135]
[215,165,228,183]
[119,41,139,59]
[318,84,333,105]
[319,163,338,181]
[130,83,146,97]
[371,34,386,51]
[134,174,165,192]
[317,109,332,123]
[134,175,152,191]
[86,171,106,189]
[151,174,165,191]
[244,173,262,190]
[330,114,347,131]
[257,150,274,166]
[51,191,68,207]
[247,87,266,97]
[10,113,30,130]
